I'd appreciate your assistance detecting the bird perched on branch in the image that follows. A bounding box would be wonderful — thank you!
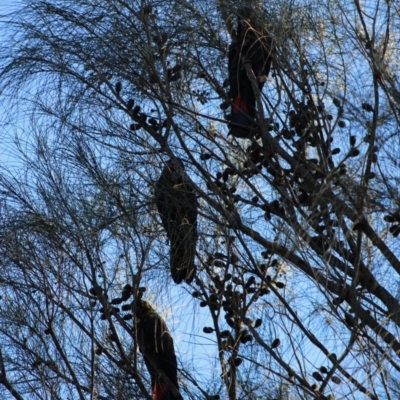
[228,7,273,138]
[155,159,198,284]
[134,299,180,400]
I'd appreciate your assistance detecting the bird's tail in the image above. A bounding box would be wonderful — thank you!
[153,382,169,400]
[170,246,196,284]
[229,95,255,138]
[153,382,178,400]
[170,225,197,284]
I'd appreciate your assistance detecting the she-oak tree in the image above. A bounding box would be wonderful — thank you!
[1,0,400,399]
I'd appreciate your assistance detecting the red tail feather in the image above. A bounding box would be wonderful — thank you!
[233,95,250,113]
[153,382,169,400]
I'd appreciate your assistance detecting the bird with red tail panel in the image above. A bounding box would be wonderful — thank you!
[134,299,180,400]
[228,7,273,138]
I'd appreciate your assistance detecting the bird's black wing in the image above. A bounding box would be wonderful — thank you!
[136,301,179,400]
[155,162,198,283]
[228,13,273,139]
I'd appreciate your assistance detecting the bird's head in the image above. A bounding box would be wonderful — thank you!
[133,299,157,320]
[164,158,185,183]
[165,158,184,171]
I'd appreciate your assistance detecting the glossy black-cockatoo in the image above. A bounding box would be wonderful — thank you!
[155,159,198,284]
[228,9,273,138]
[134,299,180,400]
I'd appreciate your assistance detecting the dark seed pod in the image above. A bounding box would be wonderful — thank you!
[371,153,377,163]
[344,313,355,326]
[139,113,147,123]
[361,102,373,112]
[312,371,324,381]
[95,347,103,355]
[123,284,133,292]
[127,99,134,109]
[352,220,365,230]
[111,298,123,305]
[200,153,212,161]
[240,329,249,343]
[349,136,356,146]
[224,273,232,281]
[332,297,343,305]
[252,196,259,203]
[275,282,285,289]
[281,128,293,139]
[220,101,229,110]
[233,358,243,367]
[220,330,230,338]
[199,301,208,307]
[271,338,280,348]
[338,120,346,128]
[123,314,133,320]
[261,251,269,259]
[44,328,52,335]
[254,318,262,328]
[384,215,395,223]
[389,224,400,237]
[89,286,101,296]
[209,294,218,303]
[259,263,267,272]
[109,333,118,342]
[148,118,158,126]
[246,276,256,287]
[320,366,328,374]
[192,291,201,298]
[243,334,253,343]
[121,303,132,311]
[133,105,141,114]
[365,172,376,180]
[331,376,341,384]
[331,148,341,155]
[260,288,270,296]
[332,98,341,107]
[349,148,360,157]
[203,327,214,334]
[115,81,122,94]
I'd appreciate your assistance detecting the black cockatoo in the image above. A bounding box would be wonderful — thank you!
[228,9,273,138]
[155,159,198,284]
[134,300,180,400]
